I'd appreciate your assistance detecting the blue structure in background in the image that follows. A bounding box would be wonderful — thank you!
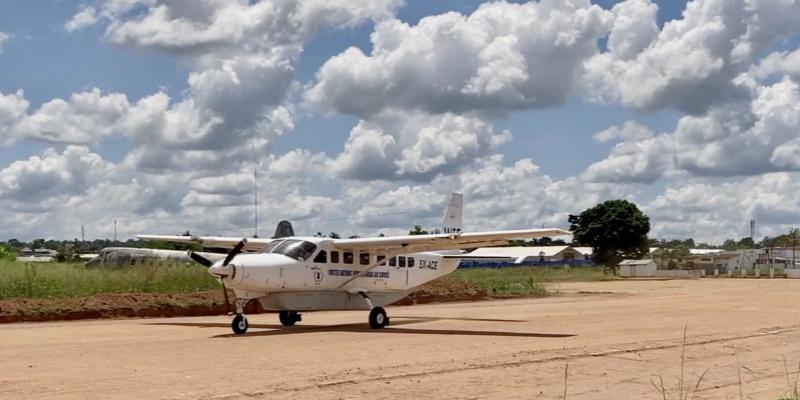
[458,260,595,269]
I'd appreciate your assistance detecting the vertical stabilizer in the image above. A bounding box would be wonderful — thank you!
[442,192,463,234]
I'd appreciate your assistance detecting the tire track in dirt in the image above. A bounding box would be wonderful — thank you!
[206,325,800,399]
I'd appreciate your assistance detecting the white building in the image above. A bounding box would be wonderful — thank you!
[467,246,585,263]
[618,259,657,277]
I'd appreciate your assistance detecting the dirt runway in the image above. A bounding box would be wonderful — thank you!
[4,279,800,399]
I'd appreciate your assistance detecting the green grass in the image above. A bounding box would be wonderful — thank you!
[0,260,219,300]
[452,266,613,296]
[0,260,613,300]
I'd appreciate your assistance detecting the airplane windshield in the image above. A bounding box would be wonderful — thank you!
[261,240,285,253]
[269,240,317,261]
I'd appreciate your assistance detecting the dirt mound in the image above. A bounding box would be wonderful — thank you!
[0,277,487,323]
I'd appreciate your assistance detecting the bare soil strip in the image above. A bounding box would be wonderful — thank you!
[3,279,800,400]
[0,276,487,323]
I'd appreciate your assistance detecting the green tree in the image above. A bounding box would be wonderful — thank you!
[737,237,755,249]
[408,225,429,235]
[568,200,650,273]
[0,245,17,261]
[722,239,738,251]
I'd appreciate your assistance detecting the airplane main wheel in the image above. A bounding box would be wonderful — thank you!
[232,314,248,335]
[279,310,300,326]
[368,307,389,329]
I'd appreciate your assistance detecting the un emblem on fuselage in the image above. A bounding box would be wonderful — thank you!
[313,269,323,284]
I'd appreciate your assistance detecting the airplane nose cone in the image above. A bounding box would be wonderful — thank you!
[209,263,234,277]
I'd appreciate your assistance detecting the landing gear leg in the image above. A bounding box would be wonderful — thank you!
[231,299,250,335]
[279,310,301,327]
[360,292,389,329]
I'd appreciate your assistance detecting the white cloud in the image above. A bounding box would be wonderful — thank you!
[0,90,29,141]
[306,0,612,117]
[65,7,99,32]
[330,113,510,181]
[752,48,800,81]
[645,173,800,242]
[52,0,401,174]
[0,146,111,202]
[0,32,11,53]
[10,88,131,144]
[582,0,800,114]
[593,121,654,143]
[585,77,800,183]
[606,0,659,60]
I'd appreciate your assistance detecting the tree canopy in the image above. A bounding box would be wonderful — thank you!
[568,199,650,271]
[409,225,429,235]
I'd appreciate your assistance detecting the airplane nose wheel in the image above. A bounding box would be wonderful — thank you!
[368,307,389,329]
[232,313,248,335]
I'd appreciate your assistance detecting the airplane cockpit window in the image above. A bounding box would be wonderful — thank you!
[269,240,318,261]
[313,250,327,263]
[261,240,285,253]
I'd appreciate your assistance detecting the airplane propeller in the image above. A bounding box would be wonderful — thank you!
[187,238,248,315]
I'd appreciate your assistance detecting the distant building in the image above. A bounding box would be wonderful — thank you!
[16,247,58,263]
[618,259,657,277]
[467,246,585,264]
[572,247,593,261]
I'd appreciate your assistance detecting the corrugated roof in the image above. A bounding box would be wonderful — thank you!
[469,246,573,257]
[619,259,655,265]
[573,247,593,256]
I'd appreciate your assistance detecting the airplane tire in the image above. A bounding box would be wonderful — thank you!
[279,310,299,326]
[232,314,248,335]
[368,307,389,329]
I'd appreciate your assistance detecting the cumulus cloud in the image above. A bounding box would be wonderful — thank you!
[0,90,29,140]
[330,113,510,181]
[585,77,800,183]
[593,121,654,143]
[51,0,401,172]
[9,88,130,144]
[0,146,111,202]
[306,0,612,117]
[645,173,800,242]
[65,7,99,32]
[582,0,800,114]
[752,48,800,81]
[347,154,626,235]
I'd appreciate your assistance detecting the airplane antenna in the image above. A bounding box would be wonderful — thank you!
[254,167,259,238]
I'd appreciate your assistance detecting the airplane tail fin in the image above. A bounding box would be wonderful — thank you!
[273,220,295,238]
[441,192,463,234]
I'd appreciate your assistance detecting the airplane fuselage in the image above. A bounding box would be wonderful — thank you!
[217,239,460,311]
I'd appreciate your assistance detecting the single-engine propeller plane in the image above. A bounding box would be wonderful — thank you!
[139,193,568,334]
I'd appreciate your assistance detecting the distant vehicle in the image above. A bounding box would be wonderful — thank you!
[140,193,568,334]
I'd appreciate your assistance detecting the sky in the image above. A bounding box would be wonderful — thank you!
[1,0,800,244]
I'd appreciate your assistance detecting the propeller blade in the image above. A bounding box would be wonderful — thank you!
[222,238,248,266]
[187,250,213,267]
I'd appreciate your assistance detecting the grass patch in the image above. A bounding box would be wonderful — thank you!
[452,266,613,296]
[0,260,219,300]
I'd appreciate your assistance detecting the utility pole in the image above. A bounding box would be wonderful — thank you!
[81,225,85,242]
[254,168,259,238]
[114,220,117,242]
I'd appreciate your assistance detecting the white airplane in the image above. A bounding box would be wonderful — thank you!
[139,193,568,335]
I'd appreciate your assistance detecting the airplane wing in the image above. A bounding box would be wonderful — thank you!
[137,235,275,252]
[330,228,570,254]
